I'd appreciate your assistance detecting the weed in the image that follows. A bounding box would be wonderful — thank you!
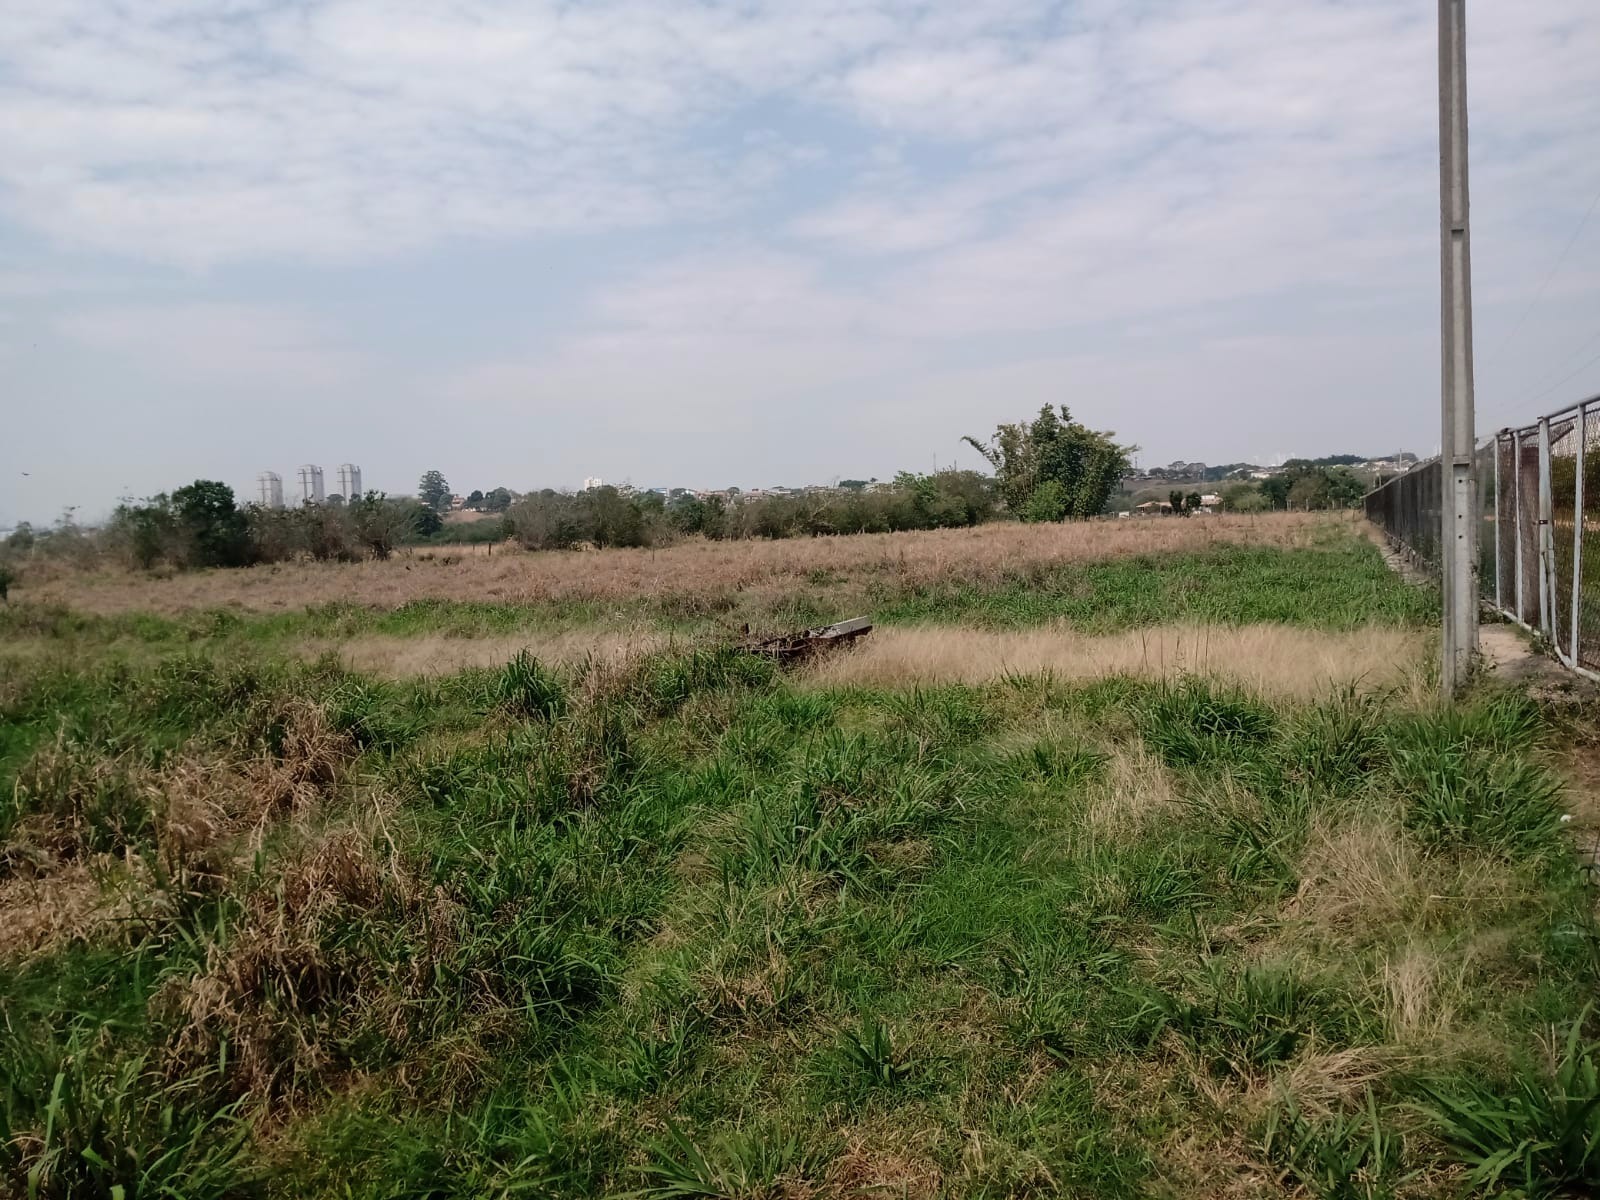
[1387,696,1564,855]
[818,1017,919,1105]
[1414,1012,1600,1196]
[0,1043,258,1200]
[1141,961,1371,1075]
[1139,678,1275,767]
[637,1121,820,1199]
[496,650,567,721]
[1262,1090,1411,1200]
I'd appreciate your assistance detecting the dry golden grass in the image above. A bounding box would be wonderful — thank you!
[0,860,152,963]
[31,512,1341,616]
[1292,817,1428,934]
[1082,742,1181,845]
[803,622,1427,699]
[1381,940,1466,1043]
[304,630,669,676]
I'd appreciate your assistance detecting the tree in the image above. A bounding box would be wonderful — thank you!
[466,489,485,509]
[172,480,251,567]
[350,492,412,560]
[110,495,178,569]
[1221,482,1268,513]
[1169,489,1186,515]
[1287,474,1326,511]
[1323,468,1367,509]
[418,469,452,513]
[0,562,13,603]
[1185,491,1203,514]
[407,500,444,539]
[484,487,513,513]
[1259,475,1293,511]
[587,485,646,548]
[964,405,1133,521]
[5,522,33,554]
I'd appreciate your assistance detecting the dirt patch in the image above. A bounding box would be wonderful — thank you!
[802,623,1427,700]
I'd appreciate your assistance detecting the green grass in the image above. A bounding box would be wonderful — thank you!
[875,543,1439,631]
[1,632,1593,1198]
[2,530,1589,1199]
[0,540,1437,671]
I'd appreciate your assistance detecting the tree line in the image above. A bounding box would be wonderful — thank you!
[0,406,1392,577]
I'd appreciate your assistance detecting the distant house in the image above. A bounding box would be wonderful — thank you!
[1133,500,1172,515]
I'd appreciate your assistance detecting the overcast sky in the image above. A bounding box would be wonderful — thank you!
[2,0,1597,525]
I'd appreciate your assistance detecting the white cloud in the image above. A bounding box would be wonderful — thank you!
[57,303,366,390]
[0,0,1597,522]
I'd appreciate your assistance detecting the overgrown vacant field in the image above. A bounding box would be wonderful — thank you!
[30,512,1356,618]
[4,517,1598,1199]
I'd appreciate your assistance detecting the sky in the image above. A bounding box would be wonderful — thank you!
[1,0,1598,526]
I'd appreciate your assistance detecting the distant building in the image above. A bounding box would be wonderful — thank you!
[256,471,284,509]
[583,476,603,490]
[298,464,325,505]
[337,463,362,501]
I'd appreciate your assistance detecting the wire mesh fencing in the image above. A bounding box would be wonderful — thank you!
[1364,391,1600,682]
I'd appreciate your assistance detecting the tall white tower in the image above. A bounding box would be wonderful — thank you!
[257,471,284,509]
[298,464,325,505]
[337,463,362,501]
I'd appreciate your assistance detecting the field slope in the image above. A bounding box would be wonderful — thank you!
[4,515,1597,1199]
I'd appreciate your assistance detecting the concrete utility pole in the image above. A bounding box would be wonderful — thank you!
[1438,0,1479,697]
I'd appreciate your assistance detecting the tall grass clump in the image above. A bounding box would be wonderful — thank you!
[1385,695,1564,855]
[495,650,567,721]
[1138,678,1276,767]
[1262,1091,1411,1200]
[1414,1013,1600,1196]
[1139,960,1373,1076]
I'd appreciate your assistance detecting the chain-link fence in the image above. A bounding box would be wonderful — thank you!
[1364,391,1600,682]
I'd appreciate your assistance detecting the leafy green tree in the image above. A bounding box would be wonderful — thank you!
[1323,468,1367,509]
[1020,479,1069,523]
[587,485,646,548]
[418,469,452,513]
[964,405,1132,520]
[1259,475,1293,511]
[172,480,251,567]
[110,495,177,569]
[0,562,14,603]
[1169,489,1186,515]
[350,492,412,560]
[465,489,485,509]
[1221,482,1268,513]
[408,501,444,539]
[1186,491,1203,513]
[5,522,33,554]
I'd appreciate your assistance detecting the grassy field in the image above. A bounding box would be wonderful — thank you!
[4,514,1598,1199]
